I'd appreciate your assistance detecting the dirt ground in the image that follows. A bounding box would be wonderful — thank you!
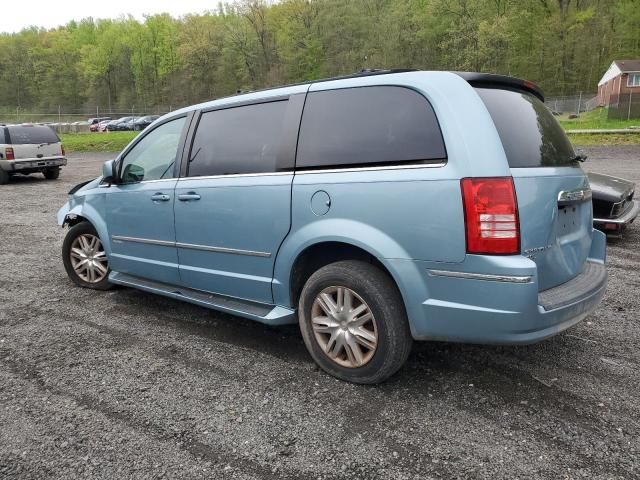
[0,146,638,479]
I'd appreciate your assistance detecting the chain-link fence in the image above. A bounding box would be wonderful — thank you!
[0,106,175,128]
[544,93,598,115]
[607,93,640,120]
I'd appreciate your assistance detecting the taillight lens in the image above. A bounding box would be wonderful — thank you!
[5,147,14,160]
[461,177,520,255]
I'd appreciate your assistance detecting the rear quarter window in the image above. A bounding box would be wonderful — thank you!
[296,86,446,169]
[475,87,576,168]
[7,125,60,145]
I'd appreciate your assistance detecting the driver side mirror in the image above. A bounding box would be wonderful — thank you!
[102,159,117,185]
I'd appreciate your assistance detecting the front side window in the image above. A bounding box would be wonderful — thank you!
[119,116,186,183]
[628,73,640,87]
[296,86,447,169]
[188,100,288,177]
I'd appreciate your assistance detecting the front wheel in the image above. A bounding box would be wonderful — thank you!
[298,260,412,384]
[62,222,112,290]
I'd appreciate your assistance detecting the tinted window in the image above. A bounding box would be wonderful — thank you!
[119,116,186,183]
[7,125,59,144]
[188,101,288,177]
[475,88,576,168]
[296,86,446,169]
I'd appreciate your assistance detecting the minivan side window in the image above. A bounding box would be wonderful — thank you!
[119,116,186,183]
[188,100,288,177]
[296,86,446,169]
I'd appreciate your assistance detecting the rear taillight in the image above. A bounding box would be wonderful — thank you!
[461,177,520,255]
[5,147,14,160]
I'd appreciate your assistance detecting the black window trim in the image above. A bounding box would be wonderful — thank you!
[294,84,448,172]
[180,93,305,179]
[115,111,194,183]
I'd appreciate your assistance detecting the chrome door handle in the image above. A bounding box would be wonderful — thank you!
[151,193,171,202]
[178,193,201,202]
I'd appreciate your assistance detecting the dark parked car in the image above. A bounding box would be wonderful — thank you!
[133,115,160,131]
[589,172,638,234]
[105,117,136,132]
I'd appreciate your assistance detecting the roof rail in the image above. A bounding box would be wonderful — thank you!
[315,68,418,83]
[231,68,418,99]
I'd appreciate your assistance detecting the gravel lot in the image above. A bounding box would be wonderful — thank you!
[1,146,638,479]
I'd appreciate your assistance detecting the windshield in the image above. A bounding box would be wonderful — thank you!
[475,87,577,168]
[7,125,60,144]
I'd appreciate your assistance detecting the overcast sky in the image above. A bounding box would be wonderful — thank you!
[0,0,219,33]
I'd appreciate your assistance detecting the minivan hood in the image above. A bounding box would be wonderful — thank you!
[588,172,635,203]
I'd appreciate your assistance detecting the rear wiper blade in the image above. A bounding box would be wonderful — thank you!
[570,154,587,163]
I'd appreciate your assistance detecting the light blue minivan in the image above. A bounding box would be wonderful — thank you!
[58,70,607,383]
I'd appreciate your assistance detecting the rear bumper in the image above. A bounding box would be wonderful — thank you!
[388,229,607,345]
[0,157,67,172]
[593,200,639,232]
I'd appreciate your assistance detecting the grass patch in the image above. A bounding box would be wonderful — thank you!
[567,132,640,146]
[559,107,640,130]
[60,132,139,153]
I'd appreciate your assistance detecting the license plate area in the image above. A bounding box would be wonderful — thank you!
[557,205,580,235]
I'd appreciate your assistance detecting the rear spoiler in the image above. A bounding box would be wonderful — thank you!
[453,72,545,102]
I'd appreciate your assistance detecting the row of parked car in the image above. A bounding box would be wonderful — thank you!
[88,116,160,133]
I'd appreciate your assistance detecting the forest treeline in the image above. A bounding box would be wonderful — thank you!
[1,0,639,112]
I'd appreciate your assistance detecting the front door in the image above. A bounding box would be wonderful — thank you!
[106,116,188,285]
[174,96,303,304]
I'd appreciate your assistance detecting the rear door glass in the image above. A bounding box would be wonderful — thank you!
[188,100,288,177]
[296,86,446,169]
[475,88,576,168]
[7,126,60,144]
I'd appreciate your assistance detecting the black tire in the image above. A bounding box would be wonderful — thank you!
[298,260,413,384]
[62,222,113,290]
[43,167,60,180]
[0,169,9,185]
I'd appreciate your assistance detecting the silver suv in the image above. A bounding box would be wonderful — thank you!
[0,124,67,185]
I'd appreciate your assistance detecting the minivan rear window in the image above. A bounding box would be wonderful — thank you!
[475,88,576,168]
[7,125,60,145]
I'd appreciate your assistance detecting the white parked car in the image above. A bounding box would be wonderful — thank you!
[0,124,67,184]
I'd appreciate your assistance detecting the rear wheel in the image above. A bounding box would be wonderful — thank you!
[298,260,412,384]
[0,169,9,185]
[43,167,60,180]
[62,222,112,290]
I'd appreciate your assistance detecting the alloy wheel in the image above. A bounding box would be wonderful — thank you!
[69,234,108,283]
[311,286,378,368]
